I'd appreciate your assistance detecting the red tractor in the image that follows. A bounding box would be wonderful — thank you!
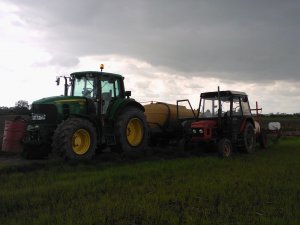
[178,88,263,157]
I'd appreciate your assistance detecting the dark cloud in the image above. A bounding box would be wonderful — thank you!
[7,0,300,81]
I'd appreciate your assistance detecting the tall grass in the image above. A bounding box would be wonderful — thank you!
[0,137,300,225]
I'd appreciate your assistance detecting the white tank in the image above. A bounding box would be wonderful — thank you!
[268,122,281,131]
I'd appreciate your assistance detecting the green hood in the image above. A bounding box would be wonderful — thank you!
[33,96,87,105]
[32,96,89,119]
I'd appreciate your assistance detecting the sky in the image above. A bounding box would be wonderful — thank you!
[0,0,299,113]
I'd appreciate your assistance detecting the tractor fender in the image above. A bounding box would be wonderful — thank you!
[239,117,255,133]
[108,99,145,121]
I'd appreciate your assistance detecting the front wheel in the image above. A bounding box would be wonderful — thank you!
[52,118,97,160]
[218,138,232,157]
[113,107,148,153]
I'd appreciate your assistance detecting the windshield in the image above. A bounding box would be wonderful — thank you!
[73,76,96,98]
[72,74,122,114]
[199,96,231,118]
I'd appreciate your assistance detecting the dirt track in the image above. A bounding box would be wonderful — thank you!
[0,131,299,170]
[0,152,50,169]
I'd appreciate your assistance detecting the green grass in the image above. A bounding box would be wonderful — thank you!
[0,138,300,225]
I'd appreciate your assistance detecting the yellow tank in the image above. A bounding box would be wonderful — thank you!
[144,102,196,129]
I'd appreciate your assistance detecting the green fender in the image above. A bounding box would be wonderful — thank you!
[107,98,145,121]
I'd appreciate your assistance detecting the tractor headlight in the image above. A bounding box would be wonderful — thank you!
[32,113,46,121]
[198,129,204,134]
[192,129,197,134]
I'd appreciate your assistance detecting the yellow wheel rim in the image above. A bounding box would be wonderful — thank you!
[126,118,144,146]
[72,129,91,155]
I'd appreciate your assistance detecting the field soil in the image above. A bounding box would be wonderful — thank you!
[0,137,299,225]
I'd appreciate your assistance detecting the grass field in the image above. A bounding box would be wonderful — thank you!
[0,137,299,225]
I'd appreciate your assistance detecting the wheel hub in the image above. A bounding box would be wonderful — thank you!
[126,118,143,147]
[72,129,91,155]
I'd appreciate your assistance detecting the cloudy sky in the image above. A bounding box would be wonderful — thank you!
[0,0,299,113]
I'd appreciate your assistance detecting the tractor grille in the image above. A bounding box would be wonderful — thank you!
[32,104,58,124]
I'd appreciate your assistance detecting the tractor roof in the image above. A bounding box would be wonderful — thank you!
[70,71,124,79]
[201,90,247,98]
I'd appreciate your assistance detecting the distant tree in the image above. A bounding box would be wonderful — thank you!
[14,100,30,114]
[0,106,11,115]
[15,100,29,109]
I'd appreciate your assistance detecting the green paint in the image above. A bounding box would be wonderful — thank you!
[107,98,143,120]
[33,96,87,118]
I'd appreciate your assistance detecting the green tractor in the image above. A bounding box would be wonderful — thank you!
[23,65,148,160]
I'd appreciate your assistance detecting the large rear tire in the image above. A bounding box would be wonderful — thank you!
[113,107,147,153]
[52,118,97,160]
[243,122,256,153]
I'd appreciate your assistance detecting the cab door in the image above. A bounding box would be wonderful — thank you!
[101,77,121,114]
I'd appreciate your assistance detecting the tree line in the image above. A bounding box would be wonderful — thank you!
[0,100,30,115]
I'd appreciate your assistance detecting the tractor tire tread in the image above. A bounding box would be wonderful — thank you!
[52,118,97,160]
[114,106,148,153]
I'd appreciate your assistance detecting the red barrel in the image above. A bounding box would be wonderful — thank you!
[2,119,27,153]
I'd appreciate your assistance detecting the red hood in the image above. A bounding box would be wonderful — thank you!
[191,120,217,128]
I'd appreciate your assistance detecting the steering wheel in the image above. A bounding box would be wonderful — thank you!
[82,88,93,97]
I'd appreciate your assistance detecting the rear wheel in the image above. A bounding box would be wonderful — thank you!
[218,138,232,157]
[259,130,268,149]
[243,122,256,153]
[113,107,147,152]
[52,118,97,160]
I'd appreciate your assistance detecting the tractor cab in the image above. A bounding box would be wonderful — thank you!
[70,71,126,115]
[192,90,252,142]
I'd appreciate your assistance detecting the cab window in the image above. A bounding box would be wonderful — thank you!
[101,78,121,97]
[73,76,96,98]
[101,77,121,113]
[232,97,242,116]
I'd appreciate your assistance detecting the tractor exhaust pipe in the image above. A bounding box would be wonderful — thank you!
[56,76,71,96]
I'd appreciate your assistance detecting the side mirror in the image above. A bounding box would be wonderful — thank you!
[242,96,248,102]
[56,77,60,86]
[125,91,131,98]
